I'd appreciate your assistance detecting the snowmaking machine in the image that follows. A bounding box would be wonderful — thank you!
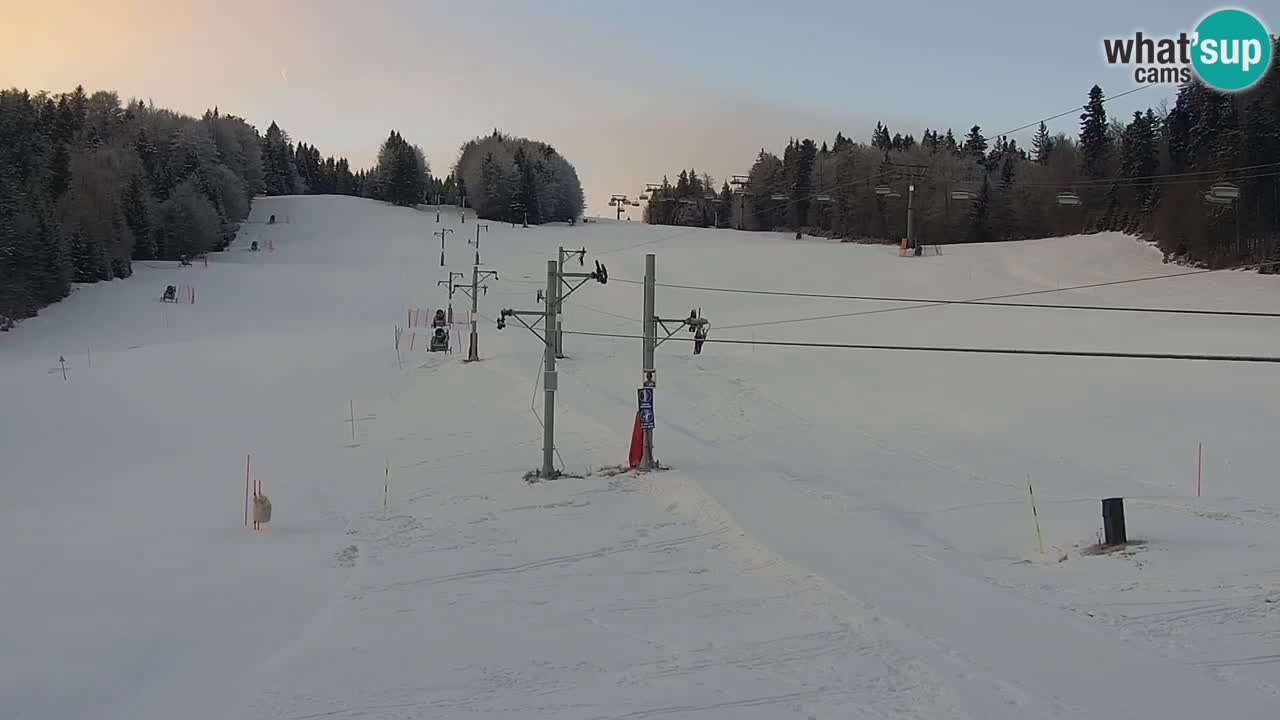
[428,309,450,352]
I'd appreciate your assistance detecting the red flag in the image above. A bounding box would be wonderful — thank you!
[628,413,643,468]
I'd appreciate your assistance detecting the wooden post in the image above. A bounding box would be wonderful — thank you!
[244,454,250,527]
[1197,442,1203,498]
[1028,474,1045,558]
[349,400,356,442]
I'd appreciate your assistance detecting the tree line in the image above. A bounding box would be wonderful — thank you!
[454,130,586,226]
[0,87,267,325]
[646,37,1280,271]
[0,85,587,327]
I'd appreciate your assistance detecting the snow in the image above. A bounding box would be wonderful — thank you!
[3,195,1279,719]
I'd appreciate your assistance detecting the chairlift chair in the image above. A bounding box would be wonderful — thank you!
[1209,183,1240,200]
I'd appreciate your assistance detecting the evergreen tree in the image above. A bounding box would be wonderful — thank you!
[1120,111,1159,213]
[963,125,988,162]
[1078,85,1112,177]
[791,138,817,228]
[718,182,733,229]
[261,122,296,196]
[994,153,1019,240]
[1032,121,1054,164]
[46,141,71,201]
[968,175,993,243]
[123,174,154,259]
[943,129,958,153]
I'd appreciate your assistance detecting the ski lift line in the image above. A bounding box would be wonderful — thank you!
[560,330,1280,364]
[609,258,1280,332]
[602,278,1280,319]
[984,85,1157,142]
[1023,168,1280,190]
[567,302,640,323]
[1029,162,1280,187]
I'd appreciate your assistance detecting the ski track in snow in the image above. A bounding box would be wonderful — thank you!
[3,195,1279,719]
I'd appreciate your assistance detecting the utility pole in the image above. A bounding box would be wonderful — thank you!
[886,161,928,254]
[610,194,632,221]
[438,271,464,324]
[730,175,750,230]
[541,261,556,478]
[471,223,488,266]
[555,246,586,358]
[435,227,453,267]
[492,264,558,476]
[435,192,443,222]
[497,256,607,479]
[641,254,656,469]
[906,181,916,253]
[461,264,498,362]
[635,252,711,471]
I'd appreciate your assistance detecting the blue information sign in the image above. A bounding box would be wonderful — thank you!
[637,388,655,429]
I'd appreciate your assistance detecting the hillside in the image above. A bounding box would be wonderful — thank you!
[3,195,1279,720]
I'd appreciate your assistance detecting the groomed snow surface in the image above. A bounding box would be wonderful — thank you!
[3,195,1280,720]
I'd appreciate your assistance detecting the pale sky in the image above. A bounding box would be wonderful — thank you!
[3,0,1267,214]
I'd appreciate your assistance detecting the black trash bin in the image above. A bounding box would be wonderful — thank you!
[1102,497,1126,545]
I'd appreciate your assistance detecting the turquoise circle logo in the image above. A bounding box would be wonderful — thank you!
[1191,8,1272,91]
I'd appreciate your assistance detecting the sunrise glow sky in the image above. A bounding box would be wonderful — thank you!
[5,0,1263,214]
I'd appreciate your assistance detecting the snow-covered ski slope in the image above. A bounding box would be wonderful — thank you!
[4,194,1280,720]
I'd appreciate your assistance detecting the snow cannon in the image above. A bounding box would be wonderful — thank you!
[429,326,450,353]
